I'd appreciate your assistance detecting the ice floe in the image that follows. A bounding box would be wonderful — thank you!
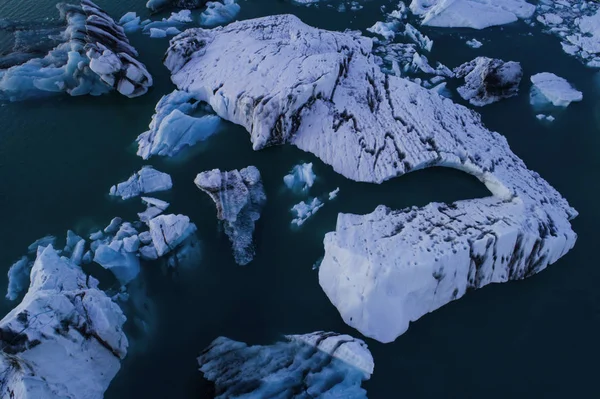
[530,72,583,108]
[466,38,483,48]
[198,331,373,398]
[454,57,523,106]
[165,15,577,343]
[109,166,173,200]
[410,0,536,29]
[195,166,266,265]
[0,245,127,398]
[0,1,152,101]
[136,90,221,160]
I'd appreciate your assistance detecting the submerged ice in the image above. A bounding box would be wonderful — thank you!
[165,15,577,343]
[194,166,266,265]
[198,331,373,398]
[0,0,152,101]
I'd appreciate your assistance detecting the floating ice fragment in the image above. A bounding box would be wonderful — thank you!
[109,166,173,200]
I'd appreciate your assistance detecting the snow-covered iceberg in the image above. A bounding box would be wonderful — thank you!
[194,166,266,265]
[198,331,373,398]
[109,166,173,200]
[410,0,535,29]
[165,15,577,342]
[530,72,583,108]
[0,245,127,398]
[454,57,522,106]
[0,0,152,101]
[136,90,221,160]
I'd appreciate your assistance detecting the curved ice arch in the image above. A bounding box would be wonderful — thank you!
[0,0,152,101]
[164,15,577,342]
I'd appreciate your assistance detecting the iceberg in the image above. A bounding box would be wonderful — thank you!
[410,0,536,29]
[466,38,483,48]
[0,0,152,101]
[136,90,221,160]
[0,246,127,398]
[291,197,324,227]
[148,214,197,257]
[165,15,577,343]
[454,57,522,106]
[329,187,340,200]
[283,162,316,192]
[198,331,373,398]
[109,166,173,200]
[138,196,170,222]
[194,166,266,265]
[530,72,583,108]
[200,1,241,27]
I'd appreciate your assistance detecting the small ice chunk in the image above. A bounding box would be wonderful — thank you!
[292,197,324,226]
[90,230,104,241]
[149,28,167,38]
[64,230,83,254]
[536,114,556,122]
[200,0,241,27]
[109,166,173,200]
[82,250,93,264]
[530,72,583,107]
[283,163,316,192]
[403,23,433,52]
[6,256,31,300]
[149,214,197,256]
[138,231,152,245]
[367,20,400,40]
[169,10,193,23]
[70,239,86,265]
[115,222,138,240]
[466,39,483,48]
[142,197,170,210]
[94,244,141,285]
[104,217,123,234]
[139,245,159,260]
[328,187,340,200]
[123,235,141,252]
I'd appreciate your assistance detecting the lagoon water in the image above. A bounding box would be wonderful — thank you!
[1,0,599,397]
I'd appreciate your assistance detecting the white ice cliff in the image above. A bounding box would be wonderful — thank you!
[530,72,583,108]
[164,15,577,343]
[198,331,373,398]
[194,166,266,265]
[109,166,173,200]
[454,57,523,106]
[136,90,221,160]
[0,245,128,399]
[0,0,152,101]
[410,0,536,29]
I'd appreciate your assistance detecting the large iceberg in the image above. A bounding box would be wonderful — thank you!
[109,166,173,200]
[136,90,221,160]
[454,57,523,106]
[0,245,128,398]
[165,15,577,343]
[0,0,152,101]
[410,0,536,29]
[194,166,266,265]
[198,331,373,398]
[530,72,583,108]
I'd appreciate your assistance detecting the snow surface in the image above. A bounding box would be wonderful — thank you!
[198,331,373,398]
[0,245,127,399]
[136,90,221,160]
[530,72,583,107]
[165,15,577,343]
[195,166,266,265]
[109,166,173,200]
[0,1,152,101]
[454,57,522,106]
[410,0,536,29]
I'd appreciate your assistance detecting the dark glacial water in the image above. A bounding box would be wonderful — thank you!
[0,0,599,397]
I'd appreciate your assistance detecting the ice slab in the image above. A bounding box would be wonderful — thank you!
[109,166,173,200]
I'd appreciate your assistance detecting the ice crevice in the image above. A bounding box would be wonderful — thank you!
[165,15,577,343]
